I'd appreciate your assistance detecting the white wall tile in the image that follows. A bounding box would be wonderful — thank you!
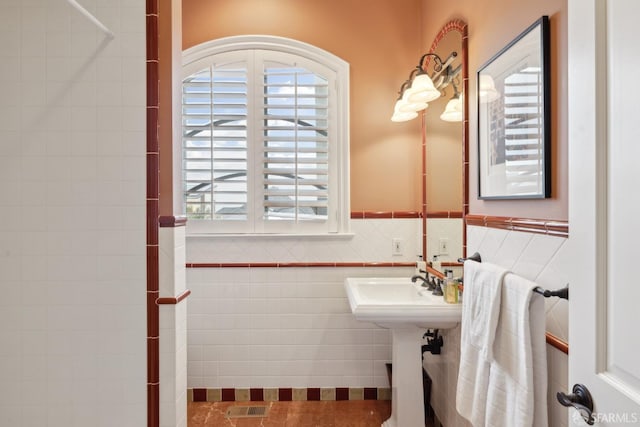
[0,0,147,425]
[426,218,464,263]
[187,266,411,389]
[187,218,421,263]
[424,226,569,427]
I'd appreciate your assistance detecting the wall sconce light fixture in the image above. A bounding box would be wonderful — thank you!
[478,74,500,103]
[392,81,424,122]
[440,83,463,122]
[391,51,460,122]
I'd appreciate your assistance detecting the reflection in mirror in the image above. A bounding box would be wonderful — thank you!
[422,20,468,277]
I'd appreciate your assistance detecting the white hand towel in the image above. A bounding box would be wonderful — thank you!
[484,273,548,427]
[456,260,509,426]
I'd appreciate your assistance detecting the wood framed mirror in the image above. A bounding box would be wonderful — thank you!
[421,20,468,275]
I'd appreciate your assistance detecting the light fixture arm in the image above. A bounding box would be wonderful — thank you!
[416,52,446,75]
[450,80,460,98]
[396,80,412,99]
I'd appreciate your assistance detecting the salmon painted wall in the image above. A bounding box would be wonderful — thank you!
[178,0,424,212]
[421,0,568,221]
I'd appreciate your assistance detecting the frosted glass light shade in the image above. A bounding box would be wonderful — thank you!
[440,96,462,122]
[391,109,418,122]
[397,92,428,112]
[407,74,441,103]
[479,75,500,103]
[392,98,420,121]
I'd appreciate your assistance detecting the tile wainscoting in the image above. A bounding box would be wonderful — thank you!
[185,216,424,393]
[187,265,412,390]
[185,216,464,393]
[423,223,570,427]
[184,215,569,426]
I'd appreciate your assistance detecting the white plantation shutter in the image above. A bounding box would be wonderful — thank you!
[183,61,249,221]
[260,59,330,230]
[182,37,349,235]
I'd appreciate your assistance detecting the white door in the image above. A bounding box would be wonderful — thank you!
[568,0,640,425]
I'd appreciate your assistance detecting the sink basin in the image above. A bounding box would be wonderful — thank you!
[344,277,462,427]
[344,277,462,329]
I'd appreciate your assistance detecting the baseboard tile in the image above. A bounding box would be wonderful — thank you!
[188,387,392,402]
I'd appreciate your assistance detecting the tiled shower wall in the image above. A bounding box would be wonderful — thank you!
[0,1,147,426]
[423,225,570,427]
[159,224,188,427]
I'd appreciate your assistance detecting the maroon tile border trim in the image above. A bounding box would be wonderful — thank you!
[546,332,569,354]
[347,210,460,219]
[426,211,464,219]
[156,289,192,305]
[186,262,416,269]
[335,387,349,401]
[421,115,427,258]
[250,388,264,401]
[189,387,391,402]
[222,388,236,401]
[178,210,441,221]
[146,1,160,426]
[279,388,292,401]
[192,388,207,402]
[465,214,569,237]
[364,388,378,400]
[307,388,321,401]
[425,19,468,64]
[441,261,463,268]
[425,266,444,280]
[350,211,421,219]
[159,215,188,227]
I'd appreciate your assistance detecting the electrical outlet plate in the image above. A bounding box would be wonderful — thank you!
[439,238,449,255]
[392,238,404,256]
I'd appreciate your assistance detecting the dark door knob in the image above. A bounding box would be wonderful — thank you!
[557,384,594,425]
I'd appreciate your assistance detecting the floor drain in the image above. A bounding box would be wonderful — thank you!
[225,405,269,418]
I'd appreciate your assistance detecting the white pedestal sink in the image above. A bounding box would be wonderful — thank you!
[344,277,462,427]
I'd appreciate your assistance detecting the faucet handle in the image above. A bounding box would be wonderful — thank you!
[432,279,444,296]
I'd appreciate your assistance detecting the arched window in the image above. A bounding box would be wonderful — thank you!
[182,36,350,234]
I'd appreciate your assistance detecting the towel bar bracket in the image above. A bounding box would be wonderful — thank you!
[534,285,568,300]
[457,252,481,263]
[458,252,569,300]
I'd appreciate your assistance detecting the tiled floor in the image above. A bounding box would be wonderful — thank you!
[188,400,392,426]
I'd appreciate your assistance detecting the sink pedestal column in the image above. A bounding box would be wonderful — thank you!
[382,328,426,427]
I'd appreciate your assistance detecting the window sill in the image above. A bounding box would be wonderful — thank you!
[186,232,355,239]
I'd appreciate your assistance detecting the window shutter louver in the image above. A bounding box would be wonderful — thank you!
[261,62,330,222]
[183,63,249,220]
